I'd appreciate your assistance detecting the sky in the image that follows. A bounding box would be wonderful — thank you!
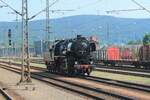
[1,0,150,21]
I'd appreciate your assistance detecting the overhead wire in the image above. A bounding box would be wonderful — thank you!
[0,5,7,8]
[131,0,150,15]
[47,0,103,37]
[47,0,102,15]
[29,0,59,20]
[0,0,22,16]
[106,8,144,14]
[105,0,150,15]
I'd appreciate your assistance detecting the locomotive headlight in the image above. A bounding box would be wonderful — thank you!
[90,61,93,64]
[62,50,66,54]
[75,61,78,65]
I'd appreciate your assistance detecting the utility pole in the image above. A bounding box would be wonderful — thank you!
[106,23,110,45]
[20,0,31,83]
[15,13,18,58]
[41,40,43,57]
[46,0,50,51]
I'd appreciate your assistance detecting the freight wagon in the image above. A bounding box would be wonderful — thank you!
[92,45,150,68]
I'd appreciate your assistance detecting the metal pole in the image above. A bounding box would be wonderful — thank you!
[20,0,25,83]
[25,0,31,82]
[46,0,50,50]
[41,40,43,57]
[15,13,18,58]
[20,0,31,83]
[106,23,109,45]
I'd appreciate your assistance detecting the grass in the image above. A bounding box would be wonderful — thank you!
[91,71,150,85]
[30,63,46,68]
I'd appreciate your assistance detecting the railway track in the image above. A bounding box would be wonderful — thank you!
[0,62,134,100]
[84,76,150,92]
[2,60,150,89]
[94,66,150,78]
[0,88,13,100]
[1,59,150,78]
[10,58,150,78]
[96,64,150,73]
[0,62,150,99]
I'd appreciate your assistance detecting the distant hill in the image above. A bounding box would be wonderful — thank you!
[0,15,150,46]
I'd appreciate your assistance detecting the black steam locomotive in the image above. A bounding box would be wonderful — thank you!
[44,35,96,75]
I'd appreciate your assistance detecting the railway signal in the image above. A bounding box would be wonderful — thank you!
[8,29,12,65]
[8,12,19,58]
[8,29,12,46]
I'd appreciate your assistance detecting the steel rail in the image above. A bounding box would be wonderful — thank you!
[94,67,150,78]
[84,76,150,92]
[1,61,150,91]
[0,88,13,100]
[0,63,134,100]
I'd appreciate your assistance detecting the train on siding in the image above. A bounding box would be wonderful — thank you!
[44,35,97,75]
[92,45,150,68]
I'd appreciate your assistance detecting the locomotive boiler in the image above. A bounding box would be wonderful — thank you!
[44,35,97,75]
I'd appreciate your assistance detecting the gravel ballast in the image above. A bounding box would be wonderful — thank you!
[0,67,86,100]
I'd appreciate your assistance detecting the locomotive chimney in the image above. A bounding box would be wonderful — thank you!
[77,35,82,39]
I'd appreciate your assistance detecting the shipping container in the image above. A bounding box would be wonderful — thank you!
[106,46,120,60]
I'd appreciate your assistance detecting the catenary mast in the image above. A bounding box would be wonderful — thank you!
[20,0,31,83]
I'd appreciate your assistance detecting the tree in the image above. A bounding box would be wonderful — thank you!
[143,33,150,45]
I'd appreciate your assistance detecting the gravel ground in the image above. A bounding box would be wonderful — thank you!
[0,67,87,100]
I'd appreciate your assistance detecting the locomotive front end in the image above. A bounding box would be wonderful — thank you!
[72,35,96,75]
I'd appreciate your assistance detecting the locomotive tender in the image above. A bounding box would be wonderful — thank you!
[44,35,97,75]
